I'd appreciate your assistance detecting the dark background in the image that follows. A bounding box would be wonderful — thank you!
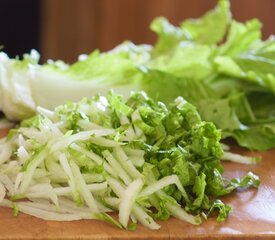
[1,0,275,63]
[0,0,40,57]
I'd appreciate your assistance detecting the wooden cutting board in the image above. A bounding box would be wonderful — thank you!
[0,130,274,239]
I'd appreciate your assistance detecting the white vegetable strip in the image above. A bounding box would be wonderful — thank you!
[70,160,99,213]
[130,214,137,224]
[58,197,90,213]
[27,182,108,199]
[95,201,113,213]
[82,173,104,183]
[58,153,79,203]
[131,205,160,230]
[0,173,14,195]
[24,198,99,218]
[166,203,201,225]
[17,146,30,164]
[88,137,123,147]
[104,197,120,208]
[128,156,145,167]
[103,162,118,178]
[55,182,108,195]
[33,169,50,179]
[131,109,146,139]
[14,173,23,192]
[0,143,12,165]
[139,175,188,201]
[222,152,260,164]
[70,143,103,165]
[0,199,13,207]
[106,176,125,197]
[0,182,6,202]
[28,183,59,207]
[46,160,67,182]
[20,128,47,144]
[18,146,48,193]
[119,178,144,228]
[17,203,84,221]
[106,176,160,230]
[113,146,141,179]
[18,134,27,149]
[41,116,63,137]
[0,160,20,176]
[51,129,115,152]
[103,150,132,185]
[21,201,65,213]
[221,143,230,151]
[123,147,144,158]
[120,115,136,140]
[36,106,55,118]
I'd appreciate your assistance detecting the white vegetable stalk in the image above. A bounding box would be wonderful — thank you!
[28,183,59,207]
[139,175,189,201]
[113,146,141,179]
[166,203,201,225]
[88,137,123,147]
[70,143,103,165]
[119,178,144,228]
[222,152,260,164]
[51,129,116,152]
[106,176,160,230]
[128,156,145,167]
[131,204,160,230]
[103,150,132,185]
[17,146,30,164]
[119,115,136,141]
[104,197,120,209]
[18,146,48,194]
[131,109,146,140]
[58,153,81,206]
[26,182,108,199]
[17,204,84,221]
[123,147,144,158]
[0,173,15,195]
[69,160,99,213]
[0,182,6,202]
[0,143,12,165]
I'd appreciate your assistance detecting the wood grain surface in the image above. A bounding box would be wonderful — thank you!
[0,130,274,239]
